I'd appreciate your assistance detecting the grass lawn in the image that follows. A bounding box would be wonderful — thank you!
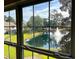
[4,33,56,59]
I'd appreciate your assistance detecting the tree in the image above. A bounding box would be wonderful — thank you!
[43,18,48,26]
[59,0,72,54]
[59,0,72,14]
[60,32,71,54]
[27,16,33,27]
[27,16,43,27]
[50,10,63,26]
[4,16,15,22]
[25,16,44,32]
[4,15,7,21]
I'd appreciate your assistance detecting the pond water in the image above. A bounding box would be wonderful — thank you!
[26,34,58,49]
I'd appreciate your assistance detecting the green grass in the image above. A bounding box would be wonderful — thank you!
[4,45,16,59]
[4,33,56,59]
[4,34,17,43]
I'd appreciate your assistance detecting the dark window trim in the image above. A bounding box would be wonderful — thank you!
[4,41,72,59]
[16,6,24,59]
[4,0,75,59]
[71,0,75,58]
[4,0,52,11]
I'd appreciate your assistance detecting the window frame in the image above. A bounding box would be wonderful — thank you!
[4,0,75,59]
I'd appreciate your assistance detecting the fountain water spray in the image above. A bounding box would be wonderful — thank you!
[54,27,64,44]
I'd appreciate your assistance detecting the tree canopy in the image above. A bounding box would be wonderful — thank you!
[27,16,43,27]
[4,15,15,22]
[59,0,72,54]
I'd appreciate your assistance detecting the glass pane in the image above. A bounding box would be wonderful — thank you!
[4,11,10,42]
[24,50,32,59]
[27,27,49,49]
[10,46,16,59]
[34,2,49,26]
[10,10,17,43]
[4,10,17,43]
[23,28,33,45]
[49,56,56,59]
[50,0,71,55]
[34,53,56,59]
[4,45,16,59]
[22,6,33,45]
[4,45,9,59]
[34,53,48,59]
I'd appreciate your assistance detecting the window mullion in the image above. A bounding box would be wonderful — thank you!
[16,6,24,59]
[8,11,11,59]
[48,1,50,59]
[32,4,34,59]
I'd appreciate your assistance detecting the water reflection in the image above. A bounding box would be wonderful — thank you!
[26,33,58,49]
[26,28,69,50]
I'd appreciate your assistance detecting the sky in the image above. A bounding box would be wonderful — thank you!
[4,0,69,22]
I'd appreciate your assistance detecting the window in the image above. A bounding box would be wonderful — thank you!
[4,10,17,43]
[22,0,72,54]
[34,2,49,27]
[22,6,33,45]
[4,10,17,59]
[4,0,73,59]
[50,0,71,54]
[33,2,49,50]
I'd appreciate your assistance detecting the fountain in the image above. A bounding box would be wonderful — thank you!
[54,27,64,44]
[54,27,69,44]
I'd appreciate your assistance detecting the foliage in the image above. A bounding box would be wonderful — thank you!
[60,32,71,54]
[59,0,72,14]
[59,0,72,54]
[23,15,44,32]
[50,10,63,26]
[27,16,43,27]
[4,15,15,22]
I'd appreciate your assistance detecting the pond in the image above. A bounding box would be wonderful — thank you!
[26,34,57,49]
